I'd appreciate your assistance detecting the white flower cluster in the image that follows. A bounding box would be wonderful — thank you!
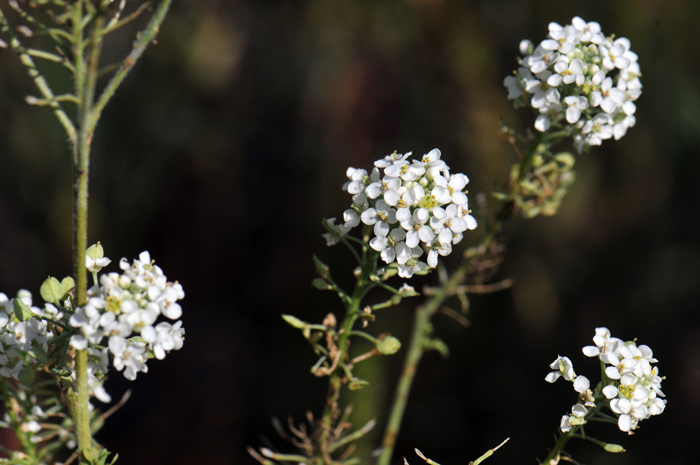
[0,291,56,380]
[70,251,185,382]
[547,328,665,434]
[582,327,666,433]
[504,17,641,152]
[325,149,477,278]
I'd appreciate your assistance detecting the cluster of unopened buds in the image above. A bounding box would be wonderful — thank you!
[0,245,185,405]
[546,327,665,434]
[323,149,477,278]
[504,16,641,152]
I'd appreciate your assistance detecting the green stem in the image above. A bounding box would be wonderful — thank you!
[377,202,514,465]
[376,266,467,465]
[73,2,108,462]
[89,0,173,129]
[318,250,378,463]
[542,430,574,464]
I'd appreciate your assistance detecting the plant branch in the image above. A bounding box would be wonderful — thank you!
[90,0,172,129]
[0,6,77,145]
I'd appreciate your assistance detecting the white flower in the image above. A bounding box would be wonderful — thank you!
[581,328,666,433]
[505,17,641,150]
[545,355,576,383]
[329,150,475,276]
[109,336,148,381]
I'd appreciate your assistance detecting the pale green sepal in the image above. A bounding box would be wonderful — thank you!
[86,243,105,259]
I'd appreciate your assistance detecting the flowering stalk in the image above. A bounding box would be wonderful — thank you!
[0,1,174,463]
[318,247,379,461]
[377,198,514,465]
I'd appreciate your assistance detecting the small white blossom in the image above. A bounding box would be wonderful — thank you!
[331,150,476,278]
[553,327,666,434]
[505,17,641,152]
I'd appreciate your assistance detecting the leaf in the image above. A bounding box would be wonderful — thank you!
[425,338,449,359]
[12,298,33,322]
[312,278,330,290]
[18,367,35,386]
[312,254,330,280]
[29,347,48,364]
[40,277,64,303]
[348,378,369,391]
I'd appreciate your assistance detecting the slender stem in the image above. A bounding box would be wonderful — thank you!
[542,430,574,464]
[376,266,467,465]
[90,0,173,128]
[318,250,378,463]
[72,2,106,462]
[377,202,516,465]
[0,6,77,145]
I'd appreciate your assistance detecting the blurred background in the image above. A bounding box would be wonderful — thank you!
[0,0,699,463]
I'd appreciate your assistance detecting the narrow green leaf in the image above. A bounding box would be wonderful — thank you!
[425,338,449,359]
[348,378,369,390]
[312,278,330,290]
[18,367,36,386]
[312,254,330,280]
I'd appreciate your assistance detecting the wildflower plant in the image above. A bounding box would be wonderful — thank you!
[249,15,664,465]
[0,0,179,463]
[0,3,665,465]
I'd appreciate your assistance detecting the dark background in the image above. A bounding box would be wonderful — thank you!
[0,0,699,464]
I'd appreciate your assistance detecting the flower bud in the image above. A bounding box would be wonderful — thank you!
[281,314,306,329]
[603,443,625,453]
[376,336,401,355]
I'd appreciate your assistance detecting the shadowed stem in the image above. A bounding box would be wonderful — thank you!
[377,195,523,465]
[376,205,513,465]
[542,430,573,464]
[318,250,378,463]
